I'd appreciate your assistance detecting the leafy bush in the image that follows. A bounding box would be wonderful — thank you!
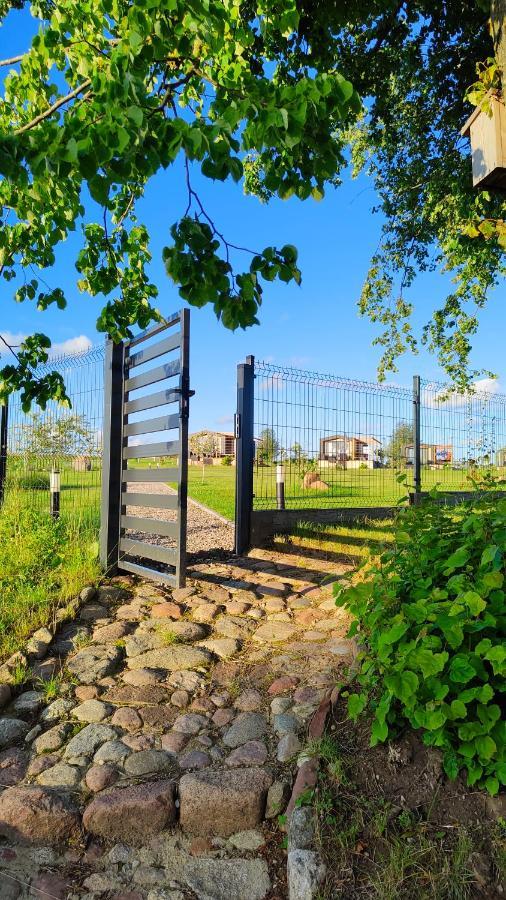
[221,455,233,466]
[335,493,506,795]
[16,471,50,491]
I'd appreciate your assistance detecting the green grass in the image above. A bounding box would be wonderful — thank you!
[185,465,236,519]
[0,494,100,662]
[131,458,506,521]
[254,462,506,510]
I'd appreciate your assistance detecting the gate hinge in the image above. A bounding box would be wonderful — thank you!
[234,413,241,439]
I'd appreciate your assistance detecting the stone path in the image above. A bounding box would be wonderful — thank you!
[0,547,354,900]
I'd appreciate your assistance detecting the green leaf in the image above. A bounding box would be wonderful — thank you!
[370,717,388,746]
[485,776,499,796]
[127,106,144,127]
[461,591,486,616]
[475,735,496,761]
[449,699,467,719]
[384,670,419,704]
[449,655,475,684]
[348,693,367,720]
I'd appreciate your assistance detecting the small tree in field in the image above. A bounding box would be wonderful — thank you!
[385,423,414,469]
[190,431,219,482]
[20,413,97,469]
[257,428,280,466]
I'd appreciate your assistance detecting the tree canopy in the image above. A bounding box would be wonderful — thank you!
[1,0,505,409]
[0,0,359,410]
[248,1,503,390]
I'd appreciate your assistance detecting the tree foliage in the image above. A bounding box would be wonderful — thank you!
[384,422,414,469]
[19,412,97,460]
[257,426,279,463]
[248,2,504,387]
[0,0,359,409]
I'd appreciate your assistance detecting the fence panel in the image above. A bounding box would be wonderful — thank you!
[253,362,414,510]
[419,378,506,493]
[1,345,105,527]
[250,363,506,522]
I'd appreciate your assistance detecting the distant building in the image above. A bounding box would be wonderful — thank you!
[190,430,235,461]
[405,443,453,465]
[319,435,382,469]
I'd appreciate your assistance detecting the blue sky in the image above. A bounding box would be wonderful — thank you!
[2,9,506,434]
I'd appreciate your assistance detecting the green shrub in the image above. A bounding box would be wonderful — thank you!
[221,455,233,466]
[16,471,50,491]
[335,492,506,795]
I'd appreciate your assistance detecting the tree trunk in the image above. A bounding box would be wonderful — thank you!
[491,0,506,84]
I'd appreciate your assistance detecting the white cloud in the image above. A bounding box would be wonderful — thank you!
[51,335,92,356]
[259,373,284,392]
[0,332,92,358]
[216,415,234,425]
[423,377,502,408]
[0,331,26,350]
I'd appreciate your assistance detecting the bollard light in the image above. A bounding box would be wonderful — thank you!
[276,463,285,511]
[50,468,60,519]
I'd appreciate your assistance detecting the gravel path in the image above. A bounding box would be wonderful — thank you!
[126,480,234,556]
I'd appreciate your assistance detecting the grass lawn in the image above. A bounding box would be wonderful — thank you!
[130,459,506,521]
[184,465,236,520]
[253,462,506,509]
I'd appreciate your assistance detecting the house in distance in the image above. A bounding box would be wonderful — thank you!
[319,434,382,468]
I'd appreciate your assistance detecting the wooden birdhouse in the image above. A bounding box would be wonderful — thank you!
[461,95,506,191]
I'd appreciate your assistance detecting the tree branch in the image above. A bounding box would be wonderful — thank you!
[0,54,25,68]
[14,80,92,135]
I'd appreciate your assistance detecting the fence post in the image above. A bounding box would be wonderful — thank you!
[413,374,422,501]
[100,339,125,574]
[0,398,7,508]
[235,355,255,555]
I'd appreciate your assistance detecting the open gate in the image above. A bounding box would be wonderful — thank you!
[100,309,191,587]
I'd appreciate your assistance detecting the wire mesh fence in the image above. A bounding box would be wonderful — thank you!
[0,345,105,527]
[419,378,506,492]
[252,361,506,510]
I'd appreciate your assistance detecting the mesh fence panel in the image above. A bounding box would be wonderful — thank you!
[253,362,506,510]
[1,345,105,526]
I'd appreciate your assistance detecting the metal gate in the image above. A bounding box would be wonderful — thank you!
[100,309,191,587]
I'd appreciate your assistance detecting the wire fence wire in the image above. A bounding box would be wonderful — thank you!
[252,362,506,511]
[0,345,105,526]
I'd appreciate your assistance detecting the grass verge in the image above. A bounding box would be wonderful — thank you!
[0,496,100,661]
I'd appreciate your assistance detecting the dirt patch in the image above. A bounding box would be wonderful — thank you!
[313,696,506,899]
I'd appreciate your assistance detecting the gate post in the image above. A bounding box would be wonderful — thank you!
[235,355,255,555]
[176,308,190,588]
[100,339,125,573]
[413,374,422,502]
[0,398,8,508]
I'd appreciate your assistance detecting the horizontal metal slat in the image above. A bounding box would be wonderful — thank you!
[120,538,178,565]
[123,492,178,510]
[128,312,181,348]
[122,467,179,483]
[118,560,177,586]
[128,333,181,369]
[123,440,180,460]
[124,413,179,437]
[124,389,180,415]
[122,515,178,538]
[125,360,180,393]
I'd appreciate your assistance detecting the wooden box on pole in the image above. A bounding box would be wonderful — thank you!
[461,96,506,190]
